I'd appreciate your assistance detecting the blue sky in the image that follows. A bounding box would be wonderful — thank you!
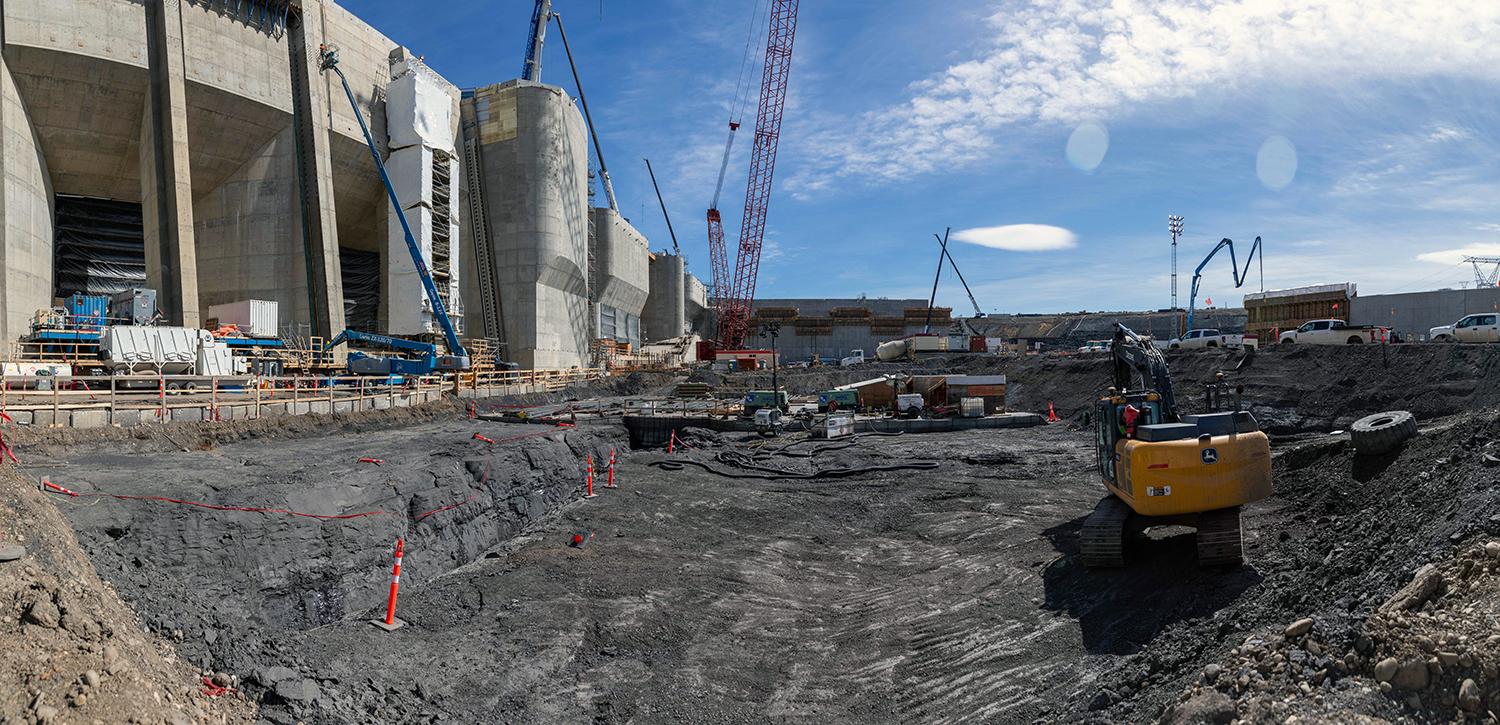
[342,0,1500,314]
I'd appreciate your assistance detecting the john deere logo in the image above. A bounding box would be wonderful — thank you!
[1201,448,1220,464]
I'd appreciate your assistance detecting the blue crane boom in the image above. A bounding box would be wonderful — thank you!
[1187,236,1263,332]
[318,46,469,370]
[521,0,552,81]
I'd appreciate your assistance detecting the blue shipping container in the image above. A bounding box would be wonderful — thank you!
[66,294,108,332]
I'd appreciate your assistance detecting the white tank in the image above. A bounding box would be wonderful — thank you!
[876,338,910,361]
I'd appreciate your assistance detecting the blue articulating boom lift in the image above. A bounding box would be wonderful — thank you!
[317,46,469,375]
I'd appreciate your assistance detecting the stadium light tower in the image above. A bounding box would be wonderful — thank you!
[1169,215,1184,311]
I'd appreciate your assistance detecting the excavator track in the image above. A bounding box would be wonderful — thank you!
[1196,506,1244,567]
[1080,495,1130,568]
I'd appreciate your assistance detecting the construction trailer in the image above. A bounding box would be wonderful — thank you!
[1243,283,1355,339]
[834,374,1007,414]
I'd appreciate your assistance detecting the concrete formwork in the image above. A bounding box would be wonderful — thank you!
[1351,287,1500,340]
[685,271,710,338]
[462,81,590,369]
[590,208,649,346]
[643,252,686,342]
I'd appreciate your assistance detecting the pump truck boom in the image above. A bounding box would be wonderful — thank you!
[317,46,469,373]
[1082,323,1272,568]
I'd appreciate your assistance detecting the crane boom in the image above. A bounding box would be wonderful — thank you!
[1187,236,1263,332]
[319,47,468,368]
[705,123,739,312]
[550,12,618,211]
[521,0,551,82]
[717,0,800,349]
[643,158,680,255]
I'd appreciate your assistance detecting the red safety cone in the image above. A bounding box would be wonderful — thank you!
[585,455,597,498]
[473,433,495,444]
[668,431,676,454]
[605,448,617,488]
[569,530,594,548]
[1047,402,1060,423]
[371,538,405,631]
[359,457,385,465]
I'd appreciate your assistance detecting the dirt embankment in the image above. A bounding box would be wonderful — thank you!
[731,344,1500,434]
[1079,409,1500,723]
[0,468,257,724]
[16,403,625,725]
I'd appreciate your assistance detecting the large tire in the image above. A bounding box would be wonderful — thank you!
[1347,336,1364,344]
[1281,338,1295,345]
[1351,410,1417,456]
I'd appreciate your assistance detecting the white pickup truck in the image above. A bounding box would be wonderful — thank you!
[1278,319,1389,345]
[1429,313,1499,343]
[1166,329,1256,350]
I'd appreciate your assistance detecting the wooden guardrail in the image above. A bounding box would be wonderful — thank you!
[0,367,609,427]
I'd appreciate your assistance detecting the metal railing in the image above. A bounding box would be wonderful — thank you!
[0,367,608,425]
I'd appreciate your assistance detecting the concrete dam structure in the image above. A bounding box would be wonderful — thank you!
[0,0,704,369]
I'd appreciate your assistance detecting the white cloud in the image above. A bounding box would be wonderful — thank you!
[952,224,1076,252]
[1416,244,1500,265]
[789,0,1500,185]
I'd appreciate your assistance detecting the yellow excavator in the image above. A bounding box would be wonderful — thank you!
[1081,324,1273,568]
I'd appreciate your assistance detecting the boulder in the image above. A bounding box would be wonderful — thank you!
[1458,678,1482,712]
[1379,565,1442,613]
[1284,618,1314,638]
[1161,691,1235,725]
[1373,657,1399,682]
[1391,658,1429,691]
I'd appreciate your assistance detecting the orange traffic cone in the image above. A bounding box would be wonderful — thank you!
[1047,402,1060,423]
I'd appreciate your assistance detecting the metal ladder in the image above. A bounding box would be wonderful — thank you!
[461,133,503,344]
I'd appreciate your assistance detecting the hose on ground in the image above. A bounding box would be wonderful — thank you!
[650,458,938,480]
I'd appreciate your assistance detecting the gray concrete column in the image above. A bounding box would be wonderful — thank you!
[287,1,346,339]
[141,0,201,327]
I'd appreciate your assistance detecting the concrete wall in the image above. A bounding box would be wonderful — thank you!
[685,271,710,337]
[0,55,54,344]
[590,207,649,345]
[643,252,686,342]
[192,126,308,324]
[0,0,435,341]
[1351,288,1500,341]
[464,81,590,369]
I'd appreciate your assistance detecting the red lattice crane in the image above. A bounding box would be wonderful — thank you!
[706,0,800,350]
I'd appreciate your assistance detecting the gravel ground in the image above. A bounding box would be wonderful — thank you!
[8,346,1500,723]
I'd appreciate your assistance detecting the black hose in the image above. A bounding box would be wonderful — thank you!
[650,458,938,480]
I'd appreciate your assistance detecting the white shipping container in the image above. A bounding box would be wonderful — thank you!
[207,300,279,337]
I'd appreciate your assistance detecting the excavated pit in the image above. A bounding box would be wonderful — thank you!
[25,406,626,721]
[13,347,1500,723]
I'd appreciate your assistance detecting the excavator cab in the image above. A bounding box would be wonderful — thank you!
[1094,392,1163,485]
[1080,324,1273,569]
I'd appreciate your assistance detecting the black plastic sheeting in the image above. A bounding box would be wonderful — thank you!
[340,247,380,332]
[53,195,147,299]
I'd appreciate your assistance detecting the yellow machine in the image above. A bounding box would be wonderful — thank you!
[1081,325,1273,568]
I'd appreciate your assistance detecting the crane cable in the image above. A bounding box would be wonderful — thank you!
[730,0,771,126]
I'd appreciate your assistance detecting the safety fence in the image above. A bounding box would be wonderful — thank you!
[0,367,608,429]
